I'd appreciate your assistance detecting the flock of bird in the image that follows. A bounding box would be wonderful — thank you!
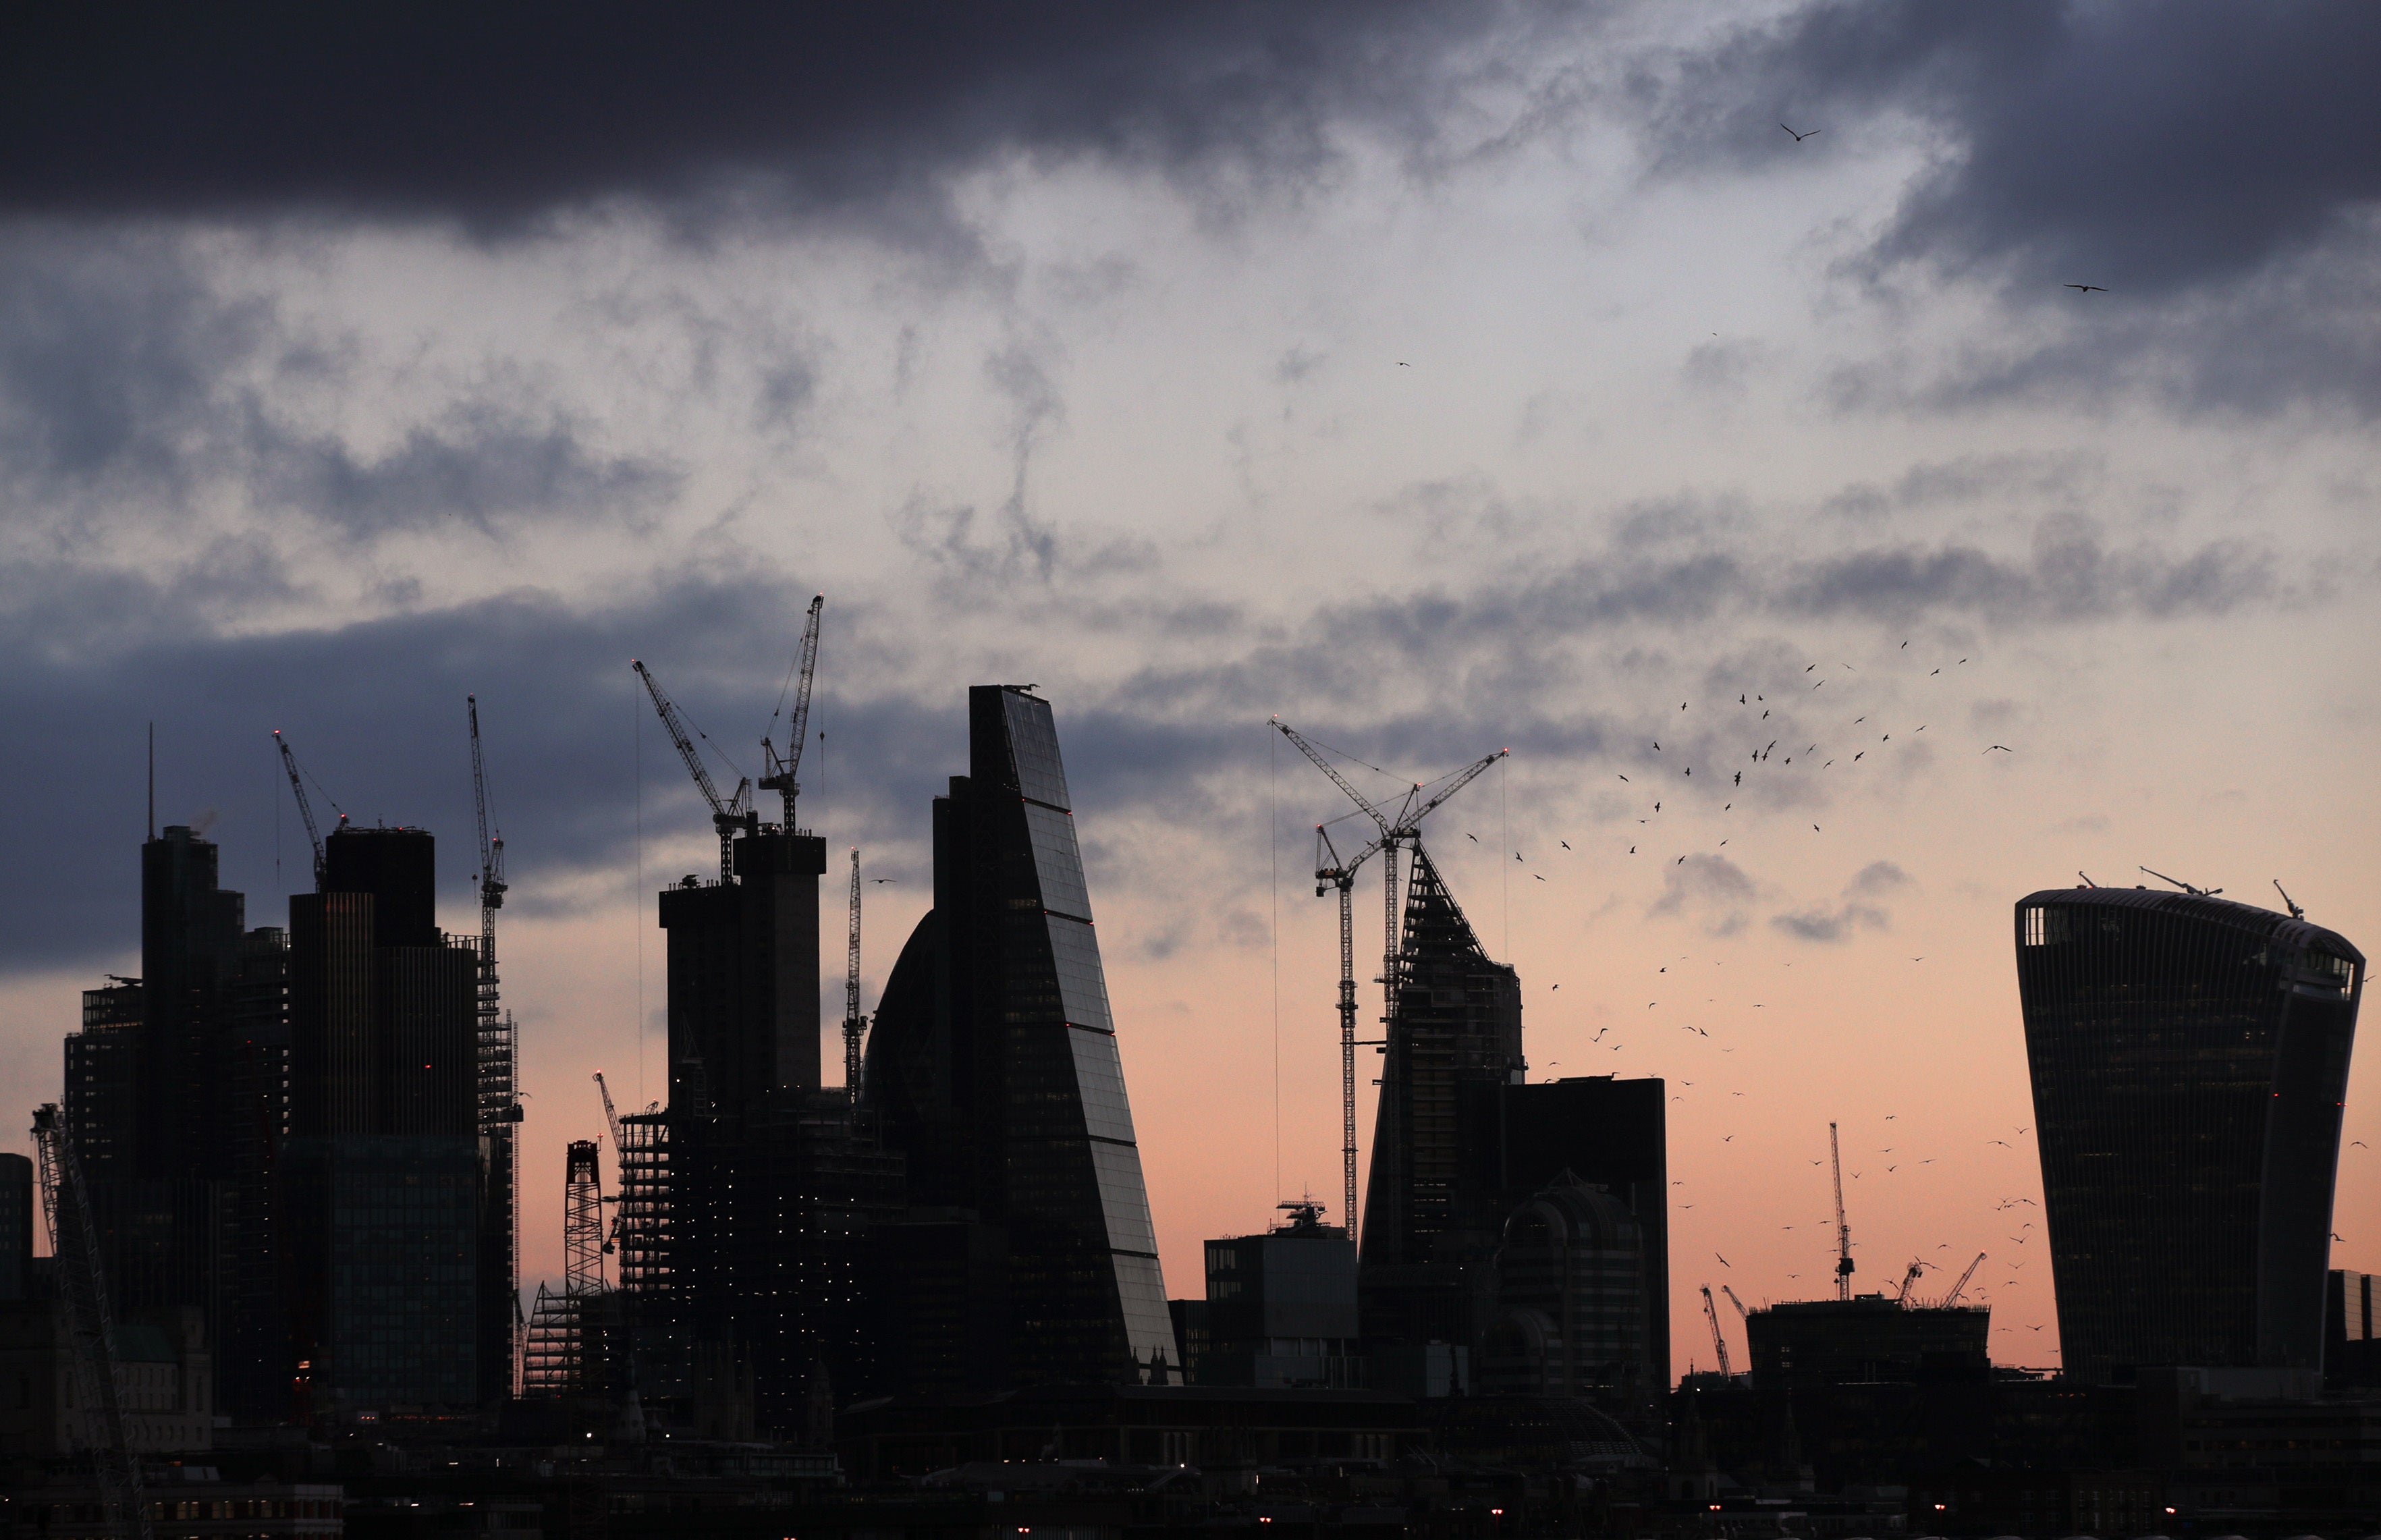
[1406,638,2077,1357]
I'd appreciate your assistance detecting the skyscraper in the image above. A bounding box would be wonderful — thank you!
[63,827,295,1415]
[1359,846,1523,1354]
[649,819,906,1433]
[2015,885,2363,1382]
[285,825,482,1415]
[865,685,1175,1387]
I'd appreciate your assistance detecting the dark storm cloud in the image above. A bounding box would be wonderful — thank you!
[0,3,1523,238]
[1660,1,2381,413]
[1665,2,2381,292]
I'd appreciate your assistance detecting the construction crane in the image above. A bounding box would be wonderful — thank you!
[632,660,753,881]
[759,595,825,831]
[1701,1285,1734,1379]
[1896,1260,1925,1304]
[1721,1284,1751,1319]
[273,728,344,890]
[32,1105,152,1540]
[1831,1121,1855,1301]
[593,1072,624,1154]
[467,696,521,1396]
[1274,718,1506,1240]
[842,847,865,1105]
[1312,822,1384,1234]
[1940,1251,1988,1308]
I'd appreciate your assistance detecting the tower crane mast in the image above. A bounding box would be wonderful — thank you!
[843,848,865,1105]
[32,1104,151,1540]
[1831,1121,1855,1300]
[759,595,825,831]
[632,660,752,881]
[1701,1285,1734,1379]
[466,696,521,1397]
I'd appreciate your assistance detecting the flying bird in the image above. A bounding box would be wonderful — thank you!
[1716,1251,1734,1267]
[1560,840,1571,850]
[1533,873,1545,882]
[1467,832,1479,842]
[1985,744,2014,753]
[2063,283,2107,294]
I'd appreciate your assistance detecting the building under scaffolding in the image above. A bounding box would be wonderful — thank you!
[522,1140,610,1400]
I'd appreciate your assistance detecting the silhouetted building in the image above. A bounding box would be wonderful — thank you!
[2015,885,2363,1382]
[63,828,296,1417]
[1480,1174,1655,1403]
[0,1155,30,1304]
[1743,1296,1994,1485]
[1359,846,1522,1357]
[2328,1269,2381,1390]
[285,825,481,1417]
[659,829,826,1116]
[865,685,1175,1388]
[1197,1203,1362,1388]
[1471,1074,1670,1395]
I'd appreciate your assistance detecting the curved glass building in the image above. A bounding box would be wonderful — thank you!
[865,686,1175,1387]
[2014,886,2363,1382]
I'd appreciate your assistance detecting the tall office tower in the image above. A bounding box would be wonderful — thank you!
[217,926,294,1414]
[865,685,1175,1387]
[1359,847,1523,1355]
[2015,886,2363,1383]
[1470,1074,1671,1398]
[655,823,906,1433]
[285,825,481,1417]
[140,826,248,1174]
[659,829,825,1114]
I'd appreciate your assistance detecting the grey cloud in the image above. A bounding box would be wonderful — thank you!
[0,234,680,540]
[257,406,682,538]
[1664,3,2381,295]
[1819,451,2100,522]
[1770,902,1888,943]
[1649,853,1756,936]
[1778,517,2282,624]
[1654,2,2381,414]
[1844,861,1908,898]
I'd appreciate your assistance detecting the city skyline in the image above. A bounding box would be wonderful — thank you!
[3,4,2378,1389]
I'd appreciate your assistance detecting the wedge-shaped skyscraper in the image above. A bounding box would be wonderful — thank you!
[2015,885,2363,1383]
[865,686,1175,1386]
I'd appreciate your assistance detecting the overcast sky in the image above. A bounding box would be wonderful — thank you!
[5,1,2378,1376]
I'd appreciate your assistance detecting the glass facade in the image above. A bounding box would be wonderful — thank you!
[2015,887,2363,1381]
[865,686,1176,1387]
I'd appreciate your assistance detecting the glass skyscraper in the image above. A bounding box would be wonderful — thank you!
[2015,885,2363,1382]
[865,685,1175,1385]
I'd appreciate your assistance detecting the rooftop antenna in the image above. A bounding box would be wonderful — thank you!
[2274,880,2305,922]
[2141,865,2220,897]
[2077,871,2096,887]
